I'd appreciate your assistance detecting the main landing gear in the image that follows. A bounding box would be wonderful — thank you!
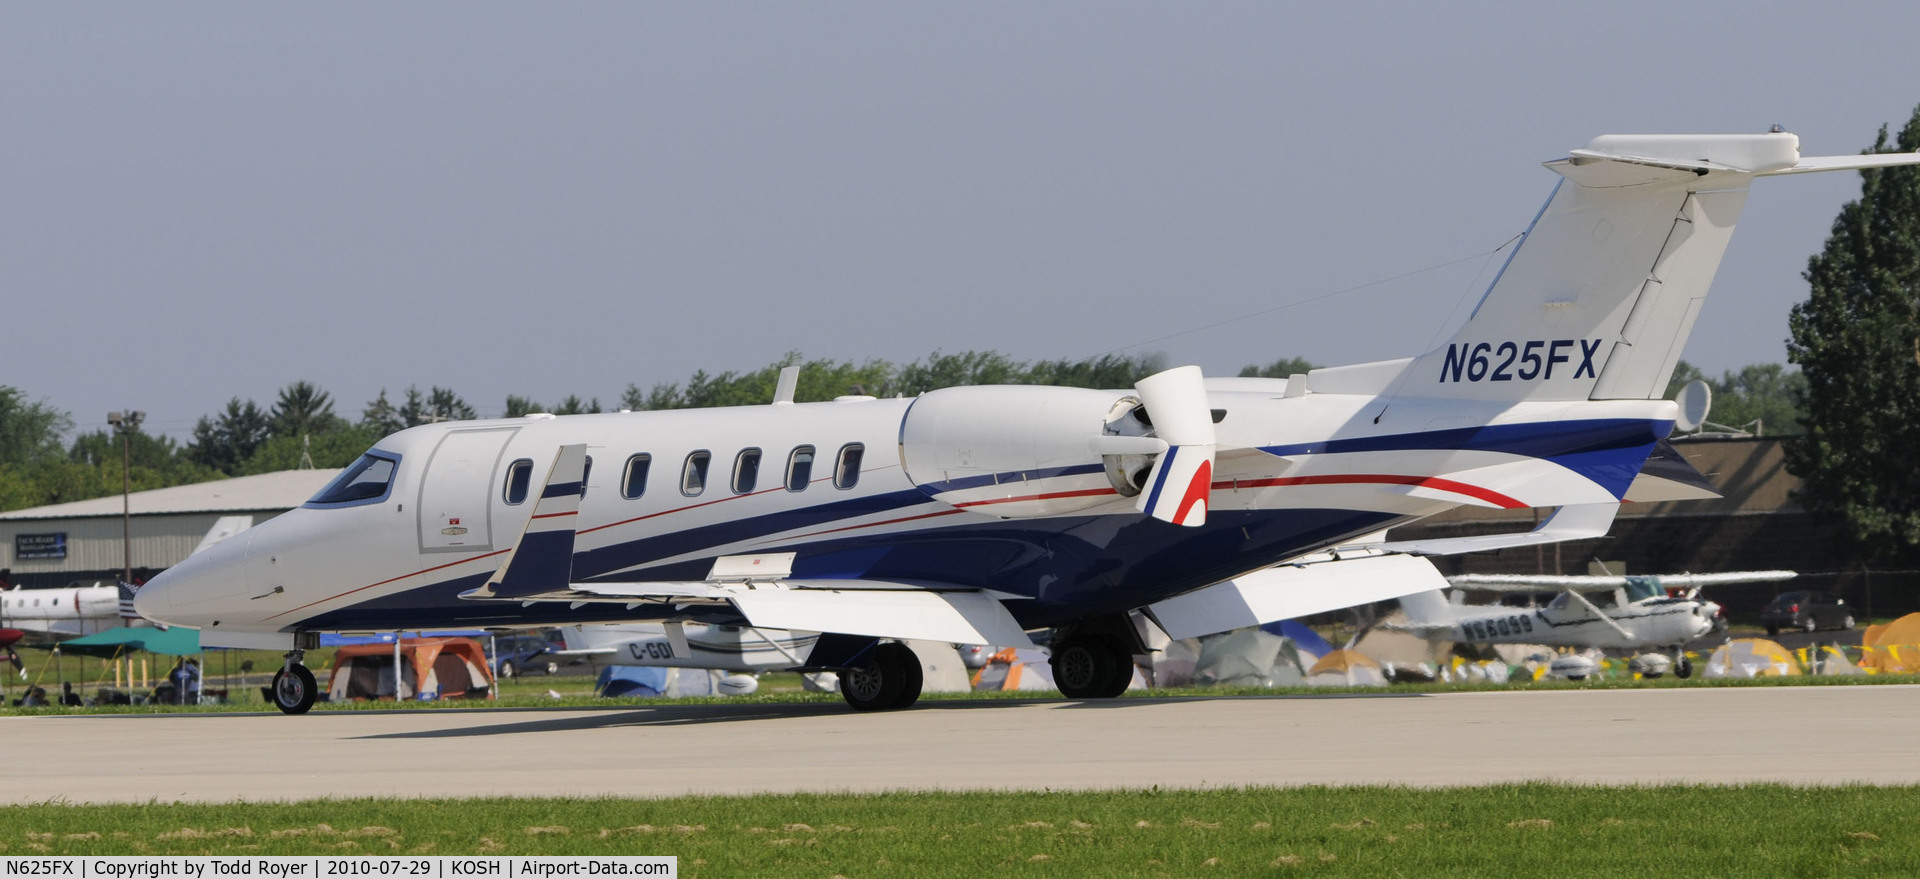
[1050,634,1135,699]
[839,642,923,711]
[272,650,317,715]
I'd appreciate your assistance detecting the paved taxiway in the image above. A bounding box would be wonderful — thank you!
[8,685,1917,803]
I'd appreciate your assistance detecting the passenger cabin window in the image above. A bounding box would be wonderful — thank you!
[622,454,652,500]
[786,445,816,492]
[681,450,711,496]
[503,459,533,504]
[834,443,864,490]
[732,448,762,494]
[308,453,399,506]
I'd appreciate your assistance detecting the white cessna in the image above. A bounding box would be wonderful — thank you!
[136,129,1920,714]
[1394,570,1798,678]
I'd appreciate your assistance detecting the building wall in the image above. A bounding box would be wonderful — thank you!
[0,511,289,588]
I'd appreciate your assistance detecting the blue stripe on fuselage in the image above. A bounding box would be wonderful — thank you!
[1260,418,1670,499]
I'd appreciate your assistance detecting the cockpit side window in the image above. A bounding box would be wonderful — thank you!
[307,452,400,507]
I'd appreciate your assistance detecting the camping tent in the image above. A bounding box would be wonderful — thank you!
[1306,649,1386,687]
[1703,638,1799,678]
[1193,627,1309,687]
[327,637,493,701]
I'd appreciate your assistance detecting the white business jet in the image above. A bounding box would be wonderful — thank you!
[135,130,1920,714]
[0,583,122,638]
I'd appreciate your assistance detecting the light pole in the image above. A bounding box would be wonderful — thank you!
[107,410,144,584]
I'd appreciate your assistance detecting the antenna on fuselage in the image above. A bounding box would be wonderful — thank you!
[773,365,800,406]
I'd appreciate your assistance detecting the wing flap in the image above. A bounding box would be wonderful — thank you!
[728,587,1034,648]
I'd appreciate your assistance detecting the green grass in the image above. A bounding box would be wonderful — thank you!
[2,786,1915,876]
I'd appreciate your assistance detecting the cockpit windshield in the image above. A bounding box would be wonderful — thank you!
[307,453,399,506]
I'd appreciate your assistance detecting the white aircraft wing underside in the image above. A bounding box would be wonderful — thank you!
[501,580,1036,648]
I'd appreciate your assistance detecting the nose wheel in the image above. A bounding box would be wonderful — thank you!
[1671,647,1694,680]
[271,652,317,715]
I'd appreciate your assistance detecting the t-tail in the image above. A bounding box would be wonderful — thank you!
[1409,131,1920,403]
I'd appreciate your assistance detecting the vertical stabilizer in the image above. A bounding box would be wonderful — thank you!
[1406,133,1802,403]
[1397,589,1452,626]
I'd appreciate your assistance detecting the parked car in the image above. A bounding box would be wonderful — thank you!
[489,634,559,678]
[1760,590,1854,635]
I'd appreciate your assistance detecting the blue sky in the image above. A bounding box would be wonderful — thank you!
[6,3,1918,438]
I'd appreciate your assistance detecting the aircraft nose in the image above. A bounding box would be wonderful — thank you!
[133,568,175,623]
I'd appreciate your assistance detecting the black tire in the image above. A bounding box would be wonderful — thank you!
[840,645,907,711]
[887,643,924,710]
[543,660,559,676]
[271,665,317,715]
[1098,638,1136,698]
[1802,617,1817,634]
[1675,656,1693,680]
[1765,626,1779,636]
[498,660,517,679]
[1051,636,1122,699]
[1842,614,1856,631]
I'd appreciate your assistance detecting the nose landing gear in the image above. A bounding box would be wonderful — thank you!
[271,650,317,715]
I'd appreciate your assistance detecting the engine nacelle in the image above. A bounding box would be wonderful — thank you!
[899,385,1150,518]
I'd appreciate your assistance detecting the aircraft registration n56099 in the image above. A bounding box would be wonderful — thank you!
[135,129,1920,714]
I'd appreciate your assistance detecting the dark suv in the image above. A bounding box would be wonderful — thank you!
[1761,590,1854,635]
[489,634,559,678]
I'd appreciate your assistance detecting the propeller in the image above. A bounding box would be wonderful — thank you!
[1133,365,1216,526]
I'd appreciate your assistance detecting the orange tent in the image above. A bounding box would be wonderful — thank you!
[1859,613,1920,674]
[326,637,495,702]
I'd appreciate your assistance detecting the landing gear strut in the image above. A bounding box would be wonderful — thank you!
[1672,647,1694,680]
[271,650,317,715]
[1051,635,1134,699]
[839,642,923,711]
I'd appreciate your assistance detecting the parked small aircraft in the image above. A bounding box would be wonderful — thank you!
[134,129,1920,714]
[0,584,123,638]
[1395,571,1797,677]
[555,622,818,674]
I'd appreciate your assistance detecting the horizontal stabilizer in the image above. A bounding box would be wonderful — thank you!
[1624,440,1721,502]
[1360,503,1618,557]
[1146,554,1449,640]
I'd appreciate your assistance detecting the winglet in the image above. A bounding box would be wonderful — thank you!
[465,444,587,600]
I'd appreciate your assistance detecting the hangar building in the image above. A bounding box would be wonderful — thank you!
[0,469,339,589]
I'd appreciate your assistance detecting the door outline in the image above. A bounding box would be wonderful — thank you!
[416,427,521,553]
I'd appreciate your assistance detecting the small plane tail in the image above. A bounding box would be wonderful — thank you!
[1406,132,1920,404]
[1396,589,1452,627]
